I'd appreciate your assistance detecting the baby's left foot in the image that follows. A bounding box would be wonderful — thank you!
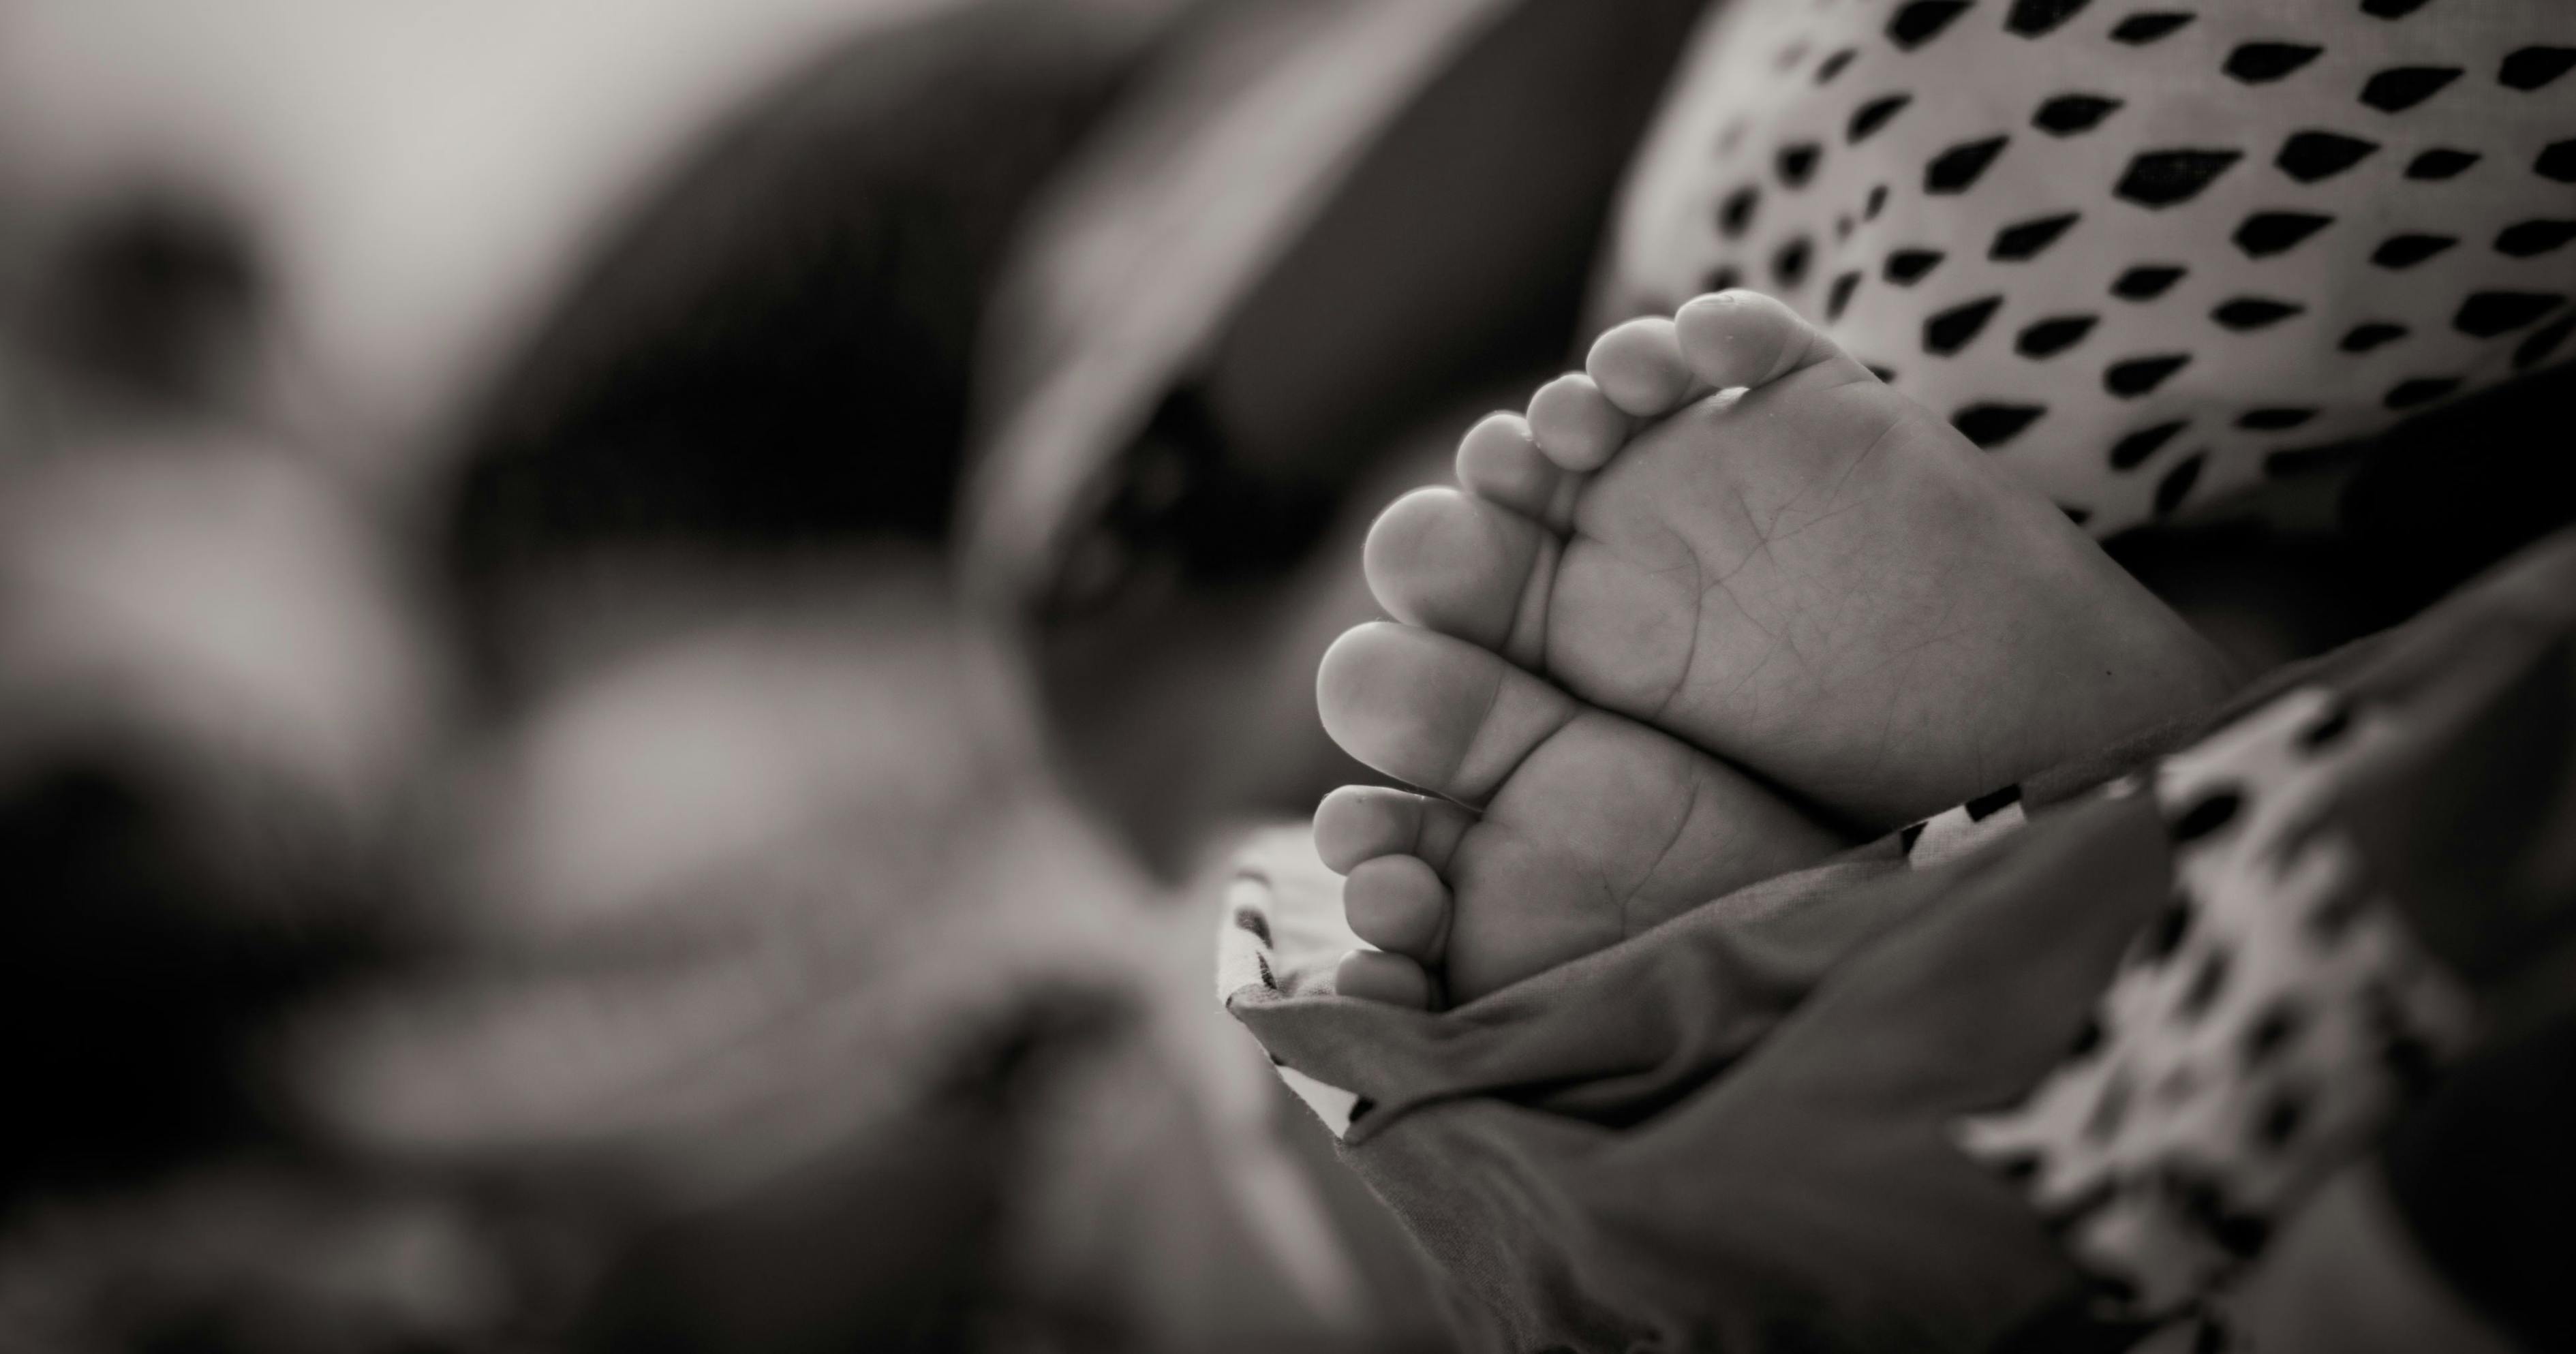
[1364,291,2237,831]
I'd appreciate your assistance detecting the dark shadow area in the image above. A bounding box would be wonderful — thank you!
[442,0,1184,690]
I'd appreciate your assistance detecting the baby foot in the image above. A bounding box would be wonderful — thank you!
[1319,291,2235,1006]
[1312,633,1845,1006]
[1370,290,2235,830]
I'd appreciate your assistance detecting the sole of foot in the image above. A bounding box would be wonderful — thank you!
[1365,290,2236,829]
[1318,290,2236,1004]
[1314,619,1843,1006]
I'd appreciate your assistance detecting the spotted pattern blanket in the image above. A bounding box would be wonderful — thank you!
[1597,0,2576,535]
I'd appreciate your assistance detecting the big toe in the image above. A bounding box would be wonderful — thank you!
[1317,621,1574,806]
[1362,488,1554,661]
[1673,288,1866,391]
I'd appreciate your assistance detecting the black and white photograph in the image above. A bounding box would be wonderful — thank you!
[1,1,2571,1349]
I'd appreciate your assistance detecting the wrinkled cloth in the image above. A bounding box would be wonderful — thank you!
[1954,685,2479,1329]
[1219,529,2576,1351]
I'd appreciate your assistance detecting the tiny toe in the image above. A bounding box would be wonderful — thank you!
[1336,949,1435,1008]
[1314,785,1475,875]
[1343,854,1451,960]
[1585,316,1693,415]
[1317,622,1577,806]
[1362,487,1555,659]
[1673,290,1867,391]
[1455,412,1570,523]
[1524,373,1628,472]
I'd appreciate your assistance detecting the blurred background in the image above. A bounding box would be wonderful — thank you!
[21,1,2568,1349]
[0,1,1527,1348]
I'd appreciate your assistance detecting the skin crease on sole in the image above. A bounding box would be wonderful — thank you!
[1317,291,2238,1007]
[1314,618,1845,1006]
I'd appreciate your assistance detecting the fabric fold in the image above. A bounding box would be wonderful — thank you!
[1219,530,2576,1351]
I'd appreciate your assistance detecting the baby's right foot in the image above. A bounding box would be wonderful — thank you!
[1313,628,1847,1007]
[1321,292,2235,1006]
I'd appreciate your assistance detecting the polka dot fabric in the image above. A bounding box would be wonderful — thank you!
[1955,686,2477,1329]
[1599,0,2576,535]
